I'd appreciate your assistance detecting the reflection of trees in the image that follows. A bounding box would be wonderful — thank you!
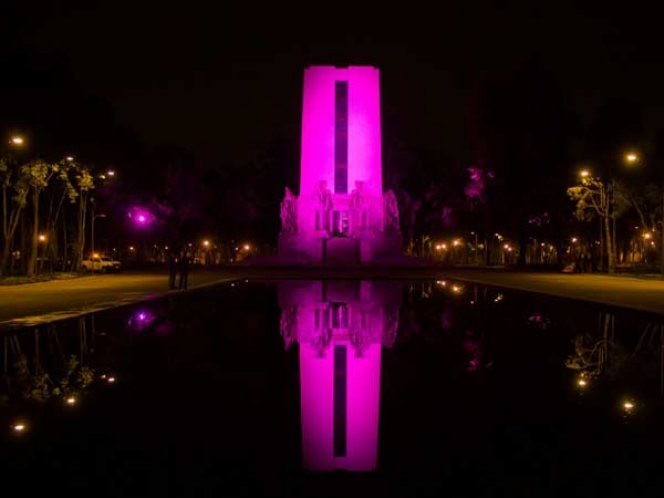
[565,312,664,390]
[1,317,97,405]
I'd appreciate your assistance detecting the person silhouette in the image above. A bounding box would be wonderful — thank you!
[178,252,190,290]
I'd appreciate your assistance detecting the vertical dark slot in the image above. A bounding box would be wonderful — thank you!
[333,345,347,457]
[335,81,348,194]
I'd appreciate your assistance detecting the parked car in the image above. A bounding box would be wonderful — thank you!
[81,255,122,272]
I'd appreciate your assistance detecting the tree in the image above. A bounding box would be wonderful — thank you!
[0,158,30,275]
[24,161,58,277]
[567,175,629,272]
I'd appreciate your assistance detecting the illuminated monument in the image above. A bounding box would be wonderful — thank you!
[279,280,401,471]
[279,66,402,263]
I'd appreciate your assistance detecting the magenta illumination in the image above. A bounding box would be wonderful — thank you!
[278,66,402,263]
[279,280,400,471]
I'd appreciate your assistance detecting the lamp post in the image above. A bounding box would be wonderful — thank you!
[90,198,107,270]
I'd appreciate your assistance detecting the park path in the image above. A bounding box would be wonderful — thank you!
[445,270,664,315]
[0,270,233,329]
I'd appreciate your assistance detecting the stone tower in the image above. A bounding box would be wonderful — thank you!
[278,66,401,263]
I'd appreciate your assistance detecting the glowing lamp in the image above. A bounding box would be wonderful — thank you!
[244,244,251,251]
[10,136,24,146]
[66,156,74,162]
[580,169,590,178]
[107,376,116,384]
[128,207,154,228]
[107,170,115,177]
[202,240,210,247]
[571,237,578,243]
[625,152,638,164]
[38,234,47,242]
[11,422,27,433]
[65,396,77,406]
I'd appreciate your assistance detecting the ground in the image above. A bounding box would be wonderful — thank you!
[0,269,233,329]
[2,267,664,330]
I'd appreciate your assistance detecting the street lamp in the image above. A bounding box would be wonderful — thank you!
[9,135,24,146]
[625,152,639,165]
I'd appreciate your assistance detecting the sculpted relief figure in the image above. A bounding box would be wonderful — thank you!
[384,190,400,232]
[280,187,298,233]
[384,190,400,234]
[350,180,366,231]
[316,181,333,231]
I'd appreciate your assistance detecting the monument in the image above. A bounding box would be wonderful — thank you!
[278,66,402,263]
[279,280,401,471]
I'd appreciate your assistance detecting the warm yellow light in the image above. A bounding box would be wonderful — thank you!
[643,232,653,240]
[202,240,210,247]
[11,422,26,433]
[92,252,100,258]
[625,152,638,164]
[453,239,461,247]
[65,156,74,162]
[580,169,590,178]
[623,401,635,412]
[10,136,24,146]
[38,234,47,242]
[65,396,77,406]
[129,246,135,251]
[99,174,106,180]
[244,244,250,251]
[571,237,578,243]
[577,378,587,387]
[452,285,463,293]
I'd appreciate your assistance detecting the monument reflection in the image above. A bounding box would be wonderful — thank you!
[279,280,401,471]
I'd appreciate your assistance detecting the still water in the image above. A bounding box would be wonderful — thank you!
[2,279,664,496]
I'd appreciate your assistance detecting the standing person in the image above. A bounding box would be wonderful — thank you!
[167,251,178,289]
[178,251,190,290]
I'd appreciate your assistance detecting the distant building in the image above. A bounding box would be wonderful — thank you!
[278,66,402,263]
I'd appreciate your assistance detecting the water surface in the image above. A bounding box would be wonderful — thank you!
[2,279,663,497]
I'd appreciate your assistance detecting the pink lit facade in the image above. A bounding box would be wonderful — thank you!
[279,281,400,471]
[279,66,401,263]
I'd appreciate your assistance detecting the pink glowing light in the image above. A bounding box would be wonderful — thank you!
[127,309,156,332]
[127,207,154,228]
[279,280,401,471]
[300,66,382,198]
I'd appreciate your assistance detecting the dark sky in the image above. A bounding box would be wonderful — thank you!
[2,1,663,170]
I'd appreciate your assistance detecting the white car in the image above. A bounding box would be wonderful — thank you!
[81,255,122,272]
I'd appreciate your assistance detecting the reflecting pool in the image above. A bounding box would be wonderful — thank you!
[2,279,664,496]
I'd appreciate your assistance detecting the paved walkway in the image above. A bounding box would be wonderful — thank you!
[0,270,233,329]
[445,270,664,315]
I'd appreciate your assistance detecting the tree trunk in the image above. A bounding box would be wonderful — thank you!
[26,190,39,277]
[604,213,615,273]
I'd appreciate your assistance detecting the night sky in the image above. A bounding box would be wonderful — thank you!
[3,1,662,170]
